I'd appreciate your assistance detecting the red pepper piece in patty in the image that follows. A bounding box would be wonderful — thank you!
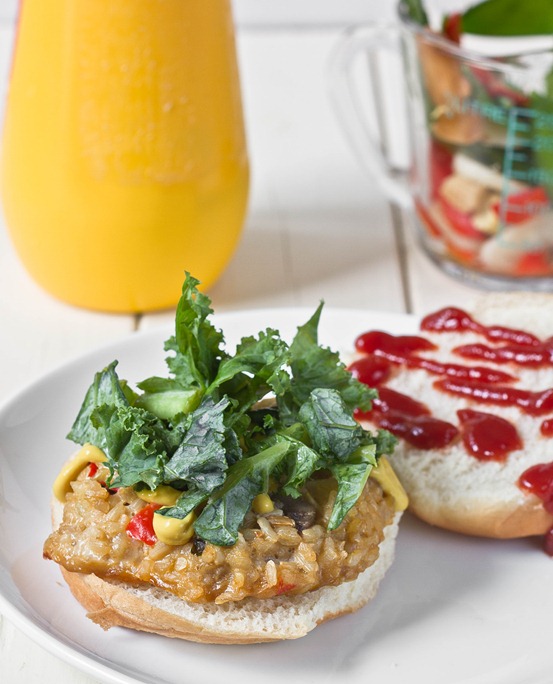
[126,503,162,546]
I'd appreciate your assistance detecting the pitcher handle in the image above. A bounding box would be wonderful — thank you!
[328,25,413,209]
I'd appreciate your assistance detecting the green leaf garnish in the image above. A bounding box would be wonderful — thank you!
[163,396,230,492]
[403,0,429,26]
[171,272,225,391]
[194,442,291,546]
[298,388,365,461]
[67,274,394,545]
[462,0,553,36]
[328,445,377,530]
[67,361,128,447]
[277,304,377,424]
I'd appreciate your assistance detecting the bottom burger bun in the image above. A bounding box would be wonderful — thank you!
[52,498,401,644]
[44,279,408,643]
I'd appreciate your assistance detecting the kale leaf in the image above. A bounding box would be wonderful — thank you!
[66,275,395,546]
[298,387,365,461]
[208,328,289,399]
[67,361,128,447]
[163,396,230,492]
[328,445,377,530]
[173,273,225,389]
[296,389,382,527]
[277,304,376,424]
[194,441,291,545]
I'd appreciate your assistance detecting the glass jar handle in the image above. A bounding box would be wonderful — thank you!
[328,25,413,209]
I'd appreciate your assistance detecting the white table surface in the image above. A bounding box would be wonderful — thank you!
[0,14,481,684]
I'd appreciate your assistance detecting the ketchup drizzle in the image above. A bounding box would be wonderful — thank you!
[374,387,430,417]
[518,462,553,513]
[541,418,553,437]
[354,329,515,383]
[457,409,522,461]
[454,341,553,367]
[435,378,553,416]
[414,357,515,382]
[421,307,541,346]
[355,330,436,355]
[356,387,459,450]
[518,462,553,556]
[348,355,393,387]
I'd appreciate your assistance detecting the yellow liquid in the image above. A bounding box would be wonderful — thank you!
[1,0,249,312]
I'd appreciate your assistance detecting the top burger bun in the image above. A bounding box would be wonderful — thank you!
[355,293,553,540]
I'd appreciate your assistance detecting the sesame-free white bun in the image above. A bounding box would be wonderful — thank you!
[51,498,401,644]
[360,293,553,539]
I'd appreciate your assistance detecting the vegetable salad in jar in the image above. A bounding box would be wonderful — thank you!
[406,0,553,284]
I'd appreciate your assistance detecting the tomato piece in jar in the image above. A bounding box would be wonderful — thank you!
[513,251,552,277]
[494,187,549,225]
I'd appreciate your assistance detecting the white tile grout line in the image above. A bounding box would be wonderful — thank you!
[390,203,413,314]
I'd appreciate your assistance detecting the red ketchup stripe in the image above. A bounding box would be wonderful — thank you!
[374,387,430,417]
[356,387,458,450]
[354,329,515,383]
[415,357,515,383]
[421,307,541,346]
[454,342,553,367]
[457,409,522,461]
[348,355,393,387]
[518,463,553,510]
[372,413,459,450]
[355,330,436,355]
[377,352,515,383]
[435,378,553,416]
[541,419,553,437]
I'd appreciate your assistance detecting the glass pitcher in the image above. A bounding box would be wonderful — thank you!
[330,0,553,290]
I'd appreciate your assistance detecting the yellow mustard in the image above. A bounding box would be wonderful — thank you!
[153,510,197,546]
[53,443,107,502]
[136,485,182,507]
[370,456,409,512]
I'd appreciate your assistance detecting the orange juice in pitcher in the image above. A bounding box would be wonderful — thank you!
[1,0,249,312]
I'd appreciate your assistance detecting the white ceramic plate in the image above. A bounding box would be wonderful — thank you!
[0,308,551,684]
